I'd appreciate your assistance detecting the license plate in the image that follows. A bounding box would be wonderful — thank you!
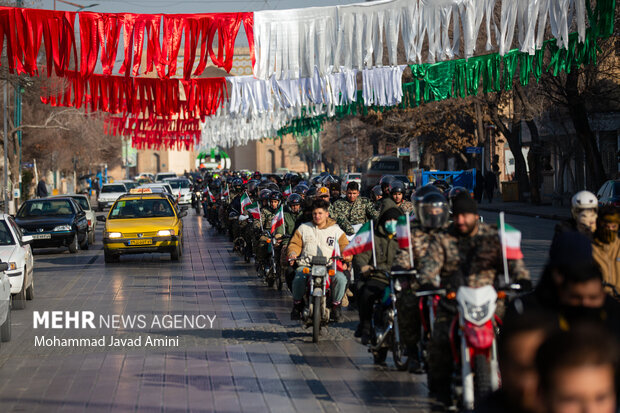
[128,239,152,246]
[32,234,51,240]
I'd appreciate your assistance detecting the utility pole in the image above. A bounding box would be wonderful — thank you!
[3,82,8,214]
[15,0,22,209]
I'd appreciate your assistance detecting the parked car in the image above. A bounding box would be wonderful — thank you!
[0,260,11,343]
[0,214,34,309]
[164,178,193,205]
[596,179,620,207]
[62,194,96,245]
[15,197,89,253]
[342,173,362,189]
[97,183,128,211]
[155,172,177,182]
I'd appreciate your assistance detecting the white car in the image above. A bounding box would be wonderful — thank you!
[139,183,174,197]
[343,173,362,189]
[164,178,193,205]
[66,194,96,245]
[0,262,11,343]
[97,183,128,211]
[0,214,34,310]
[155,172,177,182]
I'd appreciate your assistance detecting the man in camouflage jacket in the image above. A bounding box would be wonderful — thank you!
[330,182,379,235]
[417,193,530,404]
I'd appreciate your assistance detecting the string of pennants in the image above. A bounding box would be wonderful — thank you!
[0,0,615,149]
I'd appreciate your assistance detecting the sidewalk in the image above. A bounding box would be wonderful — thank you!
[478,199,571,221]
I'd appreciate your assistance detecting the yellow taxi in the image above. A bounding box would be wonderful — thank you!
[98,189,186,263]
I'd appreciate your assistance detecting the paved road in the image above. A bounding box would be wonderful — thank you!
[0,210,436,413]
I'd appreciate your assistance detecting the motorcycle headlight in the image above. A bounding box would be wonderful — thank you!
[53,225,72,231]
[394,279,402,292]
[311,266,326,276]
[157,229,174,236]
[464,302,490,323]
[314,277,323,286]
[107,232,122,239]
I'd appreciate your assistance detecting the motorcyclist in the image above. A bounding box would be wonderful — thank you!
[277,193,304,290]
[553,190,598,242]
[417,192,530,404]
[411,184,442,219]
[370,185,383,208]
[352,207,402,345]
[392,191,451,373]
[379,175,394,198]
[389,181,414,215]
[254,191,282,272]
[287,199,351,321]
[331,181,379,236]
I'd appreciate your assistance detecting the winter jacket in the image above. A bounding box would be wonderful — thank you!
[287,218,349,267]
[592,237,620,292]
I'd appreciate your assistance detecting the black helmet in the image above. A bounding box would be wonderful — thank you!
[447,186,469,207]
[210,178,222,189]
[411,184,442,217]
[431,179,450,193]
[232,178,243,190]
[306,187,318,199]
[269,191,283,202]
[380,175,395,187]
[267,183,280,192]
[259,189,272,201]
[293,184,309,196]
[253,171,262,180]
[287,193,302,206]
[418,192,450,230]
[389,180,406,195]
[247,179,260,195]
[371,185,383,198]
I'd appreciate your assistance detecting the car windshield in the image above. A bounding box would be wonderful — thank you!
[102,185,126,193]
[18,200,74,217]
[166,180,190,189]
[123,182,139,189]
[71,196,90,210]
[0,221,15,246]
[394,176,409,183]
[109,199,175,219]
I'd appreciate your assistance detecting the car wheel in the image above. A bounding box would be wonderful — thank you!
[89,230,95,245]
[68,233,79,253]
[26,274,34,301]
[80,233,89,250]
[104,250,116,263]
[171,243,181,261]
[1,306,11,342]
[12,281,26,310]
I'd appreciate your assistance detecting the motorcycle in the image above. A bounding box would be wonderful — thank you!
[368,269,415,370]
[262,232,289,291]
[422,282,522,410]
[299,255,341,343]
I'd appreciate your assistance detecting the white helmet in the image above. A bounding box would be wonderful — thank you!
[571,190,598,210]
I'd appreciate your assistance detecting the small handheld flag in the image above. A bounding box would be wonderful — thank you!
[270,205,285,234]
[342,221,374,258]
[283,185,292,198]
[246,201,261,220]
[240,193,251,214]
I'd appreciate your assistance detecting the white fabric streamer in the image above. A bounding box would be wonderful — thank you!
[362,65,407,106]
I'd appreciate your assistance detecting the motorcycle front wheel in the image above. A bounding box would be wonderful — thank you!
[473,354,492,404]
[392,339,409,371]
[312,295,321,343]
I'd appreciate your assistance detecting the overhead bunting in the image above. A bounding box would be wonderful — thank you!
[0,6,253,79]
[40,72,228,119]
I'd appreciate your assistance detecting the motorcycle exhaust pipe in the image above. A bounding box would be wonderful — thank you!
[370,323,393,351]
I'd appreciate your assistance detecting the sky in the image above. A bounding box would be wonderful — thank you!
[37,0,360,14]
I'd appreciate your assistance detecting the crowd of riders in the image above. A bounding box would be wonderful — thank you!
[188,168,619,413]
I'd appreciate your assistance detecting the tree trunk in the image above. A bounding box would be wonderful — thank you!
[565,71,607,189]
[525,120,542,204]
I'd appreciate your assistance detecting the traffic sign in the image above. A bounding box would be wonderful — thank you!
[465,147,483,154]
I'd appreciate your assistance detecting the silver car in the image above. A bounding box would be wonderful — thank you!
[66,194,97,245]
[97,183,128,212]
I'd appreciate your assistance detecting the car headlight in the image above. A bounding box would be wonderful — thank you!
[53,225,72,231]
[107,232,122,238]
[157,229,174,236]
[464,302,490,323]
[8,262,16,271]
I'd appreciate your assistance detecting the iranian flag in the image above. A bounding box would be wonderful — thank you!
[206,187,216,202]
[246,201,261,220]
[240,193,252,214]
[270,205,285,233]
[396,213,410,249]
[342,221,374,257]
[283,185,292,198]
[499,220,524,260]
[222,184,229,198]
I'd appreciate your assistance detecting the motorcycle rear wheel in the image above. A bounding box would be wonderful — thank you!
[312,295,321,343]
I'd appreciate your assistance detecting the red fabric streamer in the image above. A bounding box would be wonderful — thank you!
[0,6,254,79]
[41,72,228,119]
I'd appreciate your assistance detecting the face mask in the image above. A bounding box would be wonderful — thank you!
[384,220,397,234]
[596,227,617,243]
[576,209,597,232]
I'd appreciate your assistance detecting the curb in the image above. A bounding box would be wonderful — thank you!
[478,206,569,221]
